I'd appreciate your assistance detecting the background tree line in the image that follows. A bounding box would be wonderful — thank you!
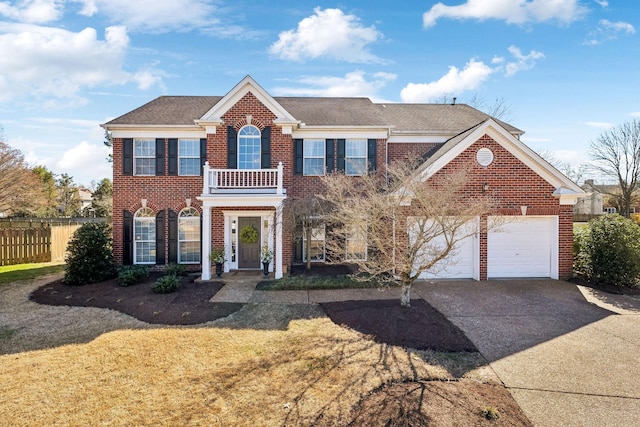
[0,125,112,218]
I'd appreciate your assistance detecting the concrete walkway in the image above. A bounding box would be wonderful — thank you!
[211,275,640,426]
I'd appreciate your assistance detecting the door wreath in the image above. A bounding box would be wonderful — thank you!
[239,224,259,244]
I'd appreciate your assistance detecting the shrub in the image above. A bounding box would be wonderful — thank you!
[64,222,116,286]
[573,225,590,275]
[117,265,149,287]
[165,263,187,277]
[581,215,640,288]
[151,274,180,293]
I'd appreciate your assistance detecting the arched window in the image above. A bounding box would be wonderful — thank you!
[134,207,155,264]
[178,207,200,264]
[238,125,261,169]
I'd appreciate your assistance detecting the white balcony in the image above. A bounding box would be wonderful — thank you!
[202,161,285,196]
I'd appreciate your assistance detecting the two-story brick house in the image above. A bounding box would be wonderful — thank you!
[102,75,584,281]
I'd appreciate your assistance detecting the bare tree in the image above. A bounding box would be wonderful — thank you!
[319,158,496,306]
[0,141,48,216]
[468,94,514,122]
[589,119,640,217]
[537,149,589,184]
[285,196,327,271]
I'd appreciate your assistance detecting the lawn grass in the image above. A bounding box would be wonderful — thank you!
[0,262,65,285]
[0,309,489,426]
[256,274,383,290]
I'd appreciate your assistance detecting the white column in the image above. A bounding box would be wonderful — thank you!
[275,203,283,279]
[201,206,212,280]
[202,161,210,195]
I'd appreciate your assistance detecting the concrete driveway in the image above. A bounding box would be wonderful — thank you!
[415,279,640,427]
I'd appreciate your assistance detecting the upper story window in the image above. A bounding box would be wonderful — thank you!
[134,207,155,264]
[134,139,155,175]
[345,139,367,176]
[238,125,261,170]
[304,139,325,176]
[179,139,200,176]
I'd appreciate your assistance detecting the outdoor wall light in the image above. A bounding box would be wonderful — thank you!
[482,183,489,193]
[521,205,528,216]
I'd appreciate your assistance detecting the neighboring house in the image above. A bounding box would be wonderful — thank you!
[102,76,584,281]
[78,188,94,215]
[575,179,636,215]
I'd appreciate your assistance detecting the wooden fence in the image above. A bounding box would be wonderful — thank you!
[0,218,105,266]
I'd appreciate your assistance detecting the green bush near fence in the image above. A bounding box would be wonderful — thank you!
[64,222,116,286]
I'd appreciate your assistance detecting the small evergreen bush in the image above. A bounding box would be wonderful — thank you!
[117,265,149,287]
[165,263,187,277]
[581,215,640,288]
[151,274,180,293]
[64,222,116,286]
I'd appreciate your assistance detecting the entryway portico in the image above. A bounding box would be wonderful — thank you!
[197,162,286,280]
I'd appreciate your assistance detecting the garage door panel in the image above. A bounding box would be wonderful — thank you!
[488,216,555,278]
[409,218,477,279]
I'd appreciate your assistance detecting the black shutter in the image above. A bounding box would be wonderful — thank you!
[155,138,165,176]
[123,138,133,176]
[200,138,207,176]
[227,126,237,169]
[325,139,335,173]
[168,210,178,264]
[156,210,165,265]
[261,126,271,169]
[367,139,377,172]
[294,139,303,175]
[168,139,178,176]
[123,210,133,265]
[337,139,346,172]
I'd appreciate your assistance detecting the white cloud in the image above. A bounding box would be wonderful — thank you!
[502,45,545,76]
[630,112,640,118]
[269,7,383,63]
[585,121,614,129]
[56,140,111,185]
[0,0,63,24]
[400,59,493,103]
[74,0,218,33]
[584,19,635,45]
[594,0,608,7]
[0,23,163,103]
[423,0,588,28]
[271,71,396,99]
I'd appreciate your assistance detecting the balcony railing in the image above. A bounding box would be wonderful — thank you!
[202,162,284,195]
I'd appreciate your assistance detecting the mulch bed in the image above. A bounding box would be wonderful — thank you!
[321,299,477,352]
[569,274,640,296]
[29,273,243,325]
[349,379,533,426]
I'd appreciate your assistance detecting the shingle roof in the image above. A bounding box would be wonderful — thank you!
[104,95,523,136]
[105,96,222,126]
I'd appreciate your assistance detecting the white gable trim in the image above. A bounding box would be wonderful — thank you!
[419,119,585,196]
[197,75,297,126]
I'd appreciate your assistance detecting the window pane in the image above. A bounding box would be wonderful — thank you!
[179,158,199,176]
[179,139,199,156]
[178,208,200,264]
[304,139,324,156]
[346,229,366,261]
[134,139,155,175]
[304,159,324,176]
[134,209,156,264]
[346,139,366,157]
[346,158,367,175]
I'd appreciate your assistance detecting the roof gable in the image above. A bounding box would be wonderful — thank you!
[417,119,585,202]
[198,75,297,126]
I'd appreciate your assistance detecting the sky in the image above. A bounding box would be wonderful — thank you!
[0,0,638,187]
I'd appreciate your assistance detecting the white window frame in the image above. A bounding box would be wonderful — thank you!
[346,227,367,261]
[178,139,200,176]
[238,125,261,170]
[303,223,326,262]
[303,139,325,176]
[604,207,617,214]
[134,207,155,264]
[134,139,155,176]
[178,207,200,264]
[345,139,367,176]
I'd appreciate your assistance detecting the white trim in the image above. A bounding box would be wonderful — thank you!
[387,135,448,143]
[417,119,585,195]
[292,129,388,139]
[199,75,297,125]
[109,129,205,138]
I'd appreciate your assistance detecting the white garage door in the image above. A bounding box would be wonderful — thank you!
[487,216,556,278]
[409,218,477,279]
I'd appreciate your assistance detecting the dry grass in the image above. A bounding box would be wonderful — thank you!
[0,276,496,426]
